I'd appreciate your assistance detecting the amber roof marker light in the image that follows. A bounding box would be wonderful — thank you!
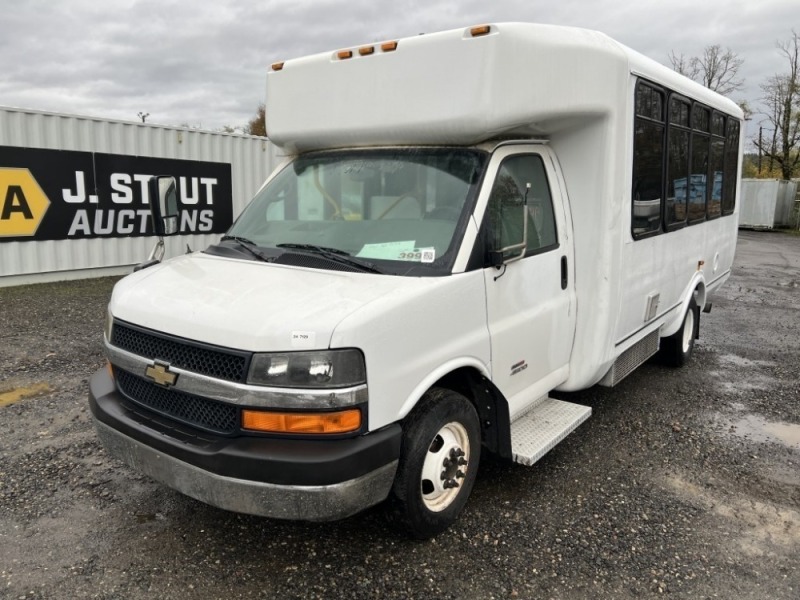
[271,62,285,71]
[381,41,398,52]
[358,45,375,56]
[337,49,354,60]
[470,25,491,37]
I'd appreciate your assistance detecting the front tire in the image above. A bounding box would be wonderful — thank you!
[660,297,699,367]
[391,388,481,539]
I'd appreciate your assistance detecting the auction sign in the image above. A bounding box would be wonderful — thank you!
[0,145,233,241]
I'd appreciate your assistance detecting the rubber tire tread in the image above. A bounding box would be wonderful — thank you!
[660,297,699,368]
[390,388,481,540]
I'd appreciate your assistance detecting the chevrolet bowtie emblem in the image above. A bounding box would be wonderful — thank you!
[144,361,178,387]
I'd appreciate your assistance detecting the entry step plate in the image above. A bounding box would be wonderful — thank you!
[510,397,591,466]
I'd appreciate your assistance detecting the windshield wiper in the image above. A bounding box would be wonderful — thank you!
[220,235,273,263]
[276,243,382,274]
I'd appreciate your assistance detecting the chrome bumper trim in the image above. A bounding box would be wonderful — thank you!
[93,419,397,521]
[105,341,367,409]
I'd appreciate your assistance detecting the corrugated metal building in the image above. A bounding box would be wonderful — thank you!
[739,178,798,230]
[1,106,281,286]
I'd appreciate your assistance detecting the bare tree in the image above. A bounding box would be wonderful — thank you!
[668,45,744,96]
[753,31,800,180]
[668,51,700,80]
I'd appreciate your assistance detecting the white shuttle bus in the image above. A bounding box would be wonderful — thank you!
[89,23,742,538]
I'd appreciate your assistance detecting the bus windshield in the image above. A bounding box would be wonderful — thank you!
[223,148,487,275]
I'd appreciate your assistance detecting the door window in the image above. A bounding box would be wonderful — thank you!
[486,154,558,261]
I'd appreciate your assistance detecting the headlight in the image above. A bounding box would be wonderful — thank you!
[247,349,366,388]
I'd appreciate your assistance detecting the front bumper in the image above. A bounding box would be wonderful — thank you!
[89,368,401,521]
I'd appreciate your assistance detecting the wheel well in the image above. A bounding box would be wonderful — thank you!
[693,282,707,311]
[432,368,512,459]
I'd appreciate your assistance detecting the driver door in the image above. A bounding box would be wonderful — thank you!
[480,146,576,420]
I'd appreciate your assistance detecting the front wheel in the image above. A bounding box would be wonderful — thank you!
[660,297,699,367]
[391,388,481,539]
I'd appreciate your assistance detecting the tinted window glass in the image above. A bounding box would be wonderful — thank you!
[722,120,740,215]
[670,98,690,127]
[708,138,725,219]
[487,154,558,260]
[711,112,725,136]
[666,127,690,227]
[636,84,664,121]
[693,105,710,131]
[689,134,709,222]
[632,119,665,237]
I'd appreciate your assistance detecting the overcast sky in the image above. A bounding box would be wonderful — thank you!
[1,0,797,135]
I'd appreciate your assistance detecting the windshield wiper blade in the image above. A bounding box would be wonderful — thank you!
[276,243,382,274]
[220,235,273,263]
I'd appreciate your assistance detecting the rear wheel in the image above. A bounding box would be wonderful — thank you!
[391,388,480,539]
[660,297,699,367]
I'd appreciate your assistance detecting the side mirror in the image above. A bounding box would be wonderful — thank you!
[148,176,179,236]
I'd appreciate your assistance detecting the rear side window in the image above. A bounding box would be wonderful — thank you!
[632,83,665,238]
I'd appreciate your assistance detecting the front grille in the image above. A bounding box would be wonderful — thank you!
[111,321,249,383]
[115,368,238,435]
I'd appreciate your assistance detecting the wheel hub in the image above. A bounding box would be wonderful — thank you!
[440,448,468,489]
[420,421,471,512]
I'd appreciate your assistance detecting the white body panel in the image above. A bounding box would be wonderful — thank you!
[266,22,742,392]
[111,254,490,431]
[111,252,422,352]
[106,22,743,435]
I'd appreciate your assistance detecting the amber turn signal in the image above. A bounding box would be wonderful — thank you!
[470,25,491,37]
[242,409,361,434]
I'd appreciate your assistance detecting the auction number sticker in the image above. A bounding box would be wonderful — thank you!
[397,248,436,263]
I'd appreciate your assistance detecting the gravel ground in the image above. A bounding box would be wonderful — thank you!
[1,229,798,600]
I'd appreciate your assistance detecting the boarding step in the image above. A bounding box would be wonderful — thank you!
[510,397,591,466]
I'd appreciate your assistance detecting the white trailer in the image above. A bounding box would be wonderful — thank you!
[89,23,742,538]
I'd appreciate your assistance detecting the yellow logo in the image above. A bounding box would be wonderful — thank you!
[144,362,178,387]
[0,168,51,237]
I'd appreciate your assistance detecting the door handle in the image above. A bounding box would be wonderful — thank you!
[561,256,568,290]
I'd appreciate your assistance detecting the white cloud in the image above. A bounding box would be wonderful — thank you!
[0,0,797,132]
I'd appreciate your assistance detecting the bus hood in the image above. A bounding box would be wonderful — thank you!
[109,252,421,352]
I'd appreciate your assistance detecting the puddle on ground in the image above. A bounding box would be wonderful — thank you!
[716,354,776,369]
[0,383,53,407]
[664,473,800,557]
[726,414,800,449]
[709,374,775,395]
[709,354,778,395]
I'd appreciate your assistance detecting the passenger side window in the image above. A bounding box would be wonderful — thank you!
[486,154,558,261]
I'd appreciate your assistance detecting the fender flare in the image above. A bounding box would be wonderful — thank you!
[398,357,492,421]
[397,358,512,459]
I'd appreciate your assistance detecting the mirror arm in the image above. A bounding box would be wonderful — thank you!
[147,237,165,262]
